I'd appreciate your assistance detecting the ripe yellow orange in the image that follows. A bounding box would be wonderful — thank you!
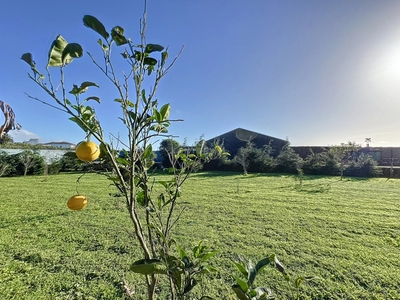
[76,141,100,162]
[67,195,88,210]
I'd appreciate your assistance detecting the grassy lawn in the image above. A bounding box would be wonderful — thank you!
[0,172,399,299]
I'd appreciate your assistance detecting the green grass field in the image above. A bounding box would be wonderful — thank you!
[0,172,399,299]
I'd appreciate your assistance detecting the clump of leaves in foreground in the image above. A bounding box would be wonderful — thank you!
[232,255,315,300]
[21,5,227,300]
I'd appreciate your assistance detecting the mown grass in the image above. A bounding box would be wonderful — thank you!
[0,172,400,299]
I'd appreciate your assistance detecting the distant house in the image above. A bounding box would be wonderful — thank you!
[41,141,76,149]
[24,138,39,145]
[206,128,287,157]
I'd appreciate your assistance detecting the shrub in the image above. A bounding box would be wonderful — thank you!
[0,150,45,176]
[345,153,382,177]
[47,159,64,174]
[303,149,338,175]
[275,143,303,174]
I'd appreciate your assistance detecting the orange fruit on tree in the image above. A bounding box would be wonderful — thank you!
[75,141,100,162]
[67,195,88,210]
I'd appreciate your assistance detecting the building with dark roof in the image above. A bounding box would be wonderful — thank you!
[206,128,287,157]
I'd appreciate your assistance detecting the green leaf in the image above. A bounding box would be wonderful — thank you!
[214,145,223,154]
[84,96,100,103]
[272,254,286,275]
[133,50,143,61]
[193,241,203,258]
[81,81,99,90]
[203,265,218,273]
[177,244,188,260]
[83,15,109,40]
[99,142,109,159]
[183,278,197,294]
[111,26,128,46]
[141,89,147,104]
[249,290,257,297]
[68,116,86,132]
[161,51,168,66]
[170,269,182,290]
[148,66,153,76]
[21,53,35,68]
[47,35,69,67]
[143,144,153,159]
[148,223,166,243]
[130,259,166,275]
[159,103,170,121]
[144,57,157,66]
[248,265,257,286]
[255,257,271,273]
[157,193,165,210]
[145,44,164,53]
[62,43,83,64]
[69,81,99,95]
[153,108,162,123]
[234,277,248,293]
[150,124,168,133]
[232,285,249,300]
[136,190,145,206]
[116,157,129,166]
[200,250,218,262]
[196,143,202,157]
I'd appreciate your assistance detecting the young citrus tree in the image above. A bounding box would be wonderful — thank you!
[328,142,360,180]
[21,4,226,299]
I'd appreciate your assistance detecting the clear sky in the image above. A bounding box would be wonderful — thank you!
[2,0,400,147]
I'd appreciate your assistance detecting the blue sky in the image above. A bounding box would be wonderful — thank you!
[2,0,400,147]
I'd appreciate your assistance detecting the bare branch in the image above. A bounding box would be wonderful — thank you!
[24,93,67,112]
[163,46,185,76]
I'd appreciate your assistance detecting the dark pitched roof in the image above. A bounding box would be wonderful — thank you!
[206,128,287,157]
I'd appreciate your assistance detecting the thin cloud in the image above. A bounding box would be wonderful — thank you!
[9,129,40,142]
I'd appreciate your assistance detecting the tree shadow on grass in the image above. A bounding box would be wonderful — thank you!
[341,176,372,182]
[293,183,332,194]
[0,211,70,229]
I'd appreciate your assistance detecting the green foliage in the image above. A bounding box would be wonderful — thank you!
[303,149,338,175]
[0,150,45,177]
[231,254,313,300]
[328,142,360,180]
[232,142,275,175]
[232,255,274,299]
[47,159,63,175]
[47,35,83,67]
[345,152,382,177]
[159,139,181,168]
[0,133,14,145]
[275,143,303,174]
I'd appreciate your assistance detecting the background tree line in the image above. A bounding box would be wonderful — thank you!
[0,139,380,178]
[160,139,380,178]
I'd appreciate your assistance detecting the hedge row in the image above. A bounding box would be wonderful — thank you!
[202,145,381,178]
